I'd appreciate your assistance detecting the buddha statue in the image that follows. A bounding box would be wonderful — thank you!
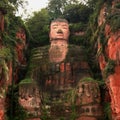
[19,18,103,120]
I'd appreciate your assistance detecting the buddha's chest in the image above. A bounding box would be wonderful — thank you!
[38,59,90,94]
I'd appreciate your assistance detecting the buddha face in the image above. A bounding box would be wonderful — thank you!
[49,21,70,41]
[49,19,69,63]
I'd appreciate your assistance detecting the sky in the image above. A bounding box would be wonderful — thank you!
[17,0,49,19]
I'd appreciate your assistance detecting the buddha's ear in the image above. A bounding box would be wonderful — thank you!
[67,30,70,39]
[49,30,52,42]
[68,30,70,36]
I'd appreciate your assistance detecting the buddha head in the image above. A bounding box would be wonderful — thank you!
[49,18,70,42]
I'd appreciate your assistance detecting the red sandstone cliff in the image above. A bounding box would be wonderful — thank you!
[0,8,27,119]
[0,10,12,120]
[97,0,120,119]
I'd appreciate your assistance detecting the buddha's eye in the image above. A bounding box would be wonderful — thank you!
[63,27,67,29]
[53,26,57,29]
[52,24,58,29]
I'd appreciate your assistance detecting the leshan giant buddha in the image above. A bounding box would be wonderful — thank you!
[19,18,103,120]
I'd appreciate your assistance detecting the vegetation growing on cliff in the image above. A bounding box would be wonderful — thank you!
[0,0,29,120]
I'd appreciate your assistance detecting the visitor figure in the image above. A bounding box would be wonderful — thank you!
[19,18,103,120]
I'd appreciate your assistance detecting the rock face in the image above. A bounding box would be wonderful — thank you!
[97,0,120,119]
[0,9,12,120]
[14,27,27,82]
[0,9,6,32]
[16,28,27,65]
[0,8,27,119]
[19,45,103,120]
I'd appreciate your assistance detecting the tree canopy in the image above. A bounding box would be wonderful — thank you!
[47,0,80,19]
[26,8,50,48]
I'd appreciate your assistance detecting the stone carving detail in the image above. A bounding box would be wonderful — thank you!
[19,83,41,119]
[19,18,103,119]
[76,81,103,120]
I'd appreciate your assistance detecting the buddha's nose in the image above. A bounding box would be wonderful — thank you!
[57,29,63,33]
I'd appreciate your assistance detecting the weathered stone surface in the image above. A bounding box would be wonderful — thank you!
[19,83,41,119]
[19,45,102,120]
[0,9,13,120]
[16,28,27,65]
[14,27,27,83]
[97,1,120,119]
[76,81,103,120]
[0,10,5,32]
[0,99,5,120]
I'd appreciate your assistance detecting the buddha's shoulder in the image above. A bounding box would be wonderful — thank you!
[68,44,86,55]
[65,44,87,62]
[30,45,49,62]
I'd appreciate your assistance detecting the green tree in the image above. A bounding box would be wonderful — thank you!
[26,8,50,48]
[47,0,67,19]
[47,0,80,19]
[63,3,93,23]
[0,0,27,15]
[0,0,28,47]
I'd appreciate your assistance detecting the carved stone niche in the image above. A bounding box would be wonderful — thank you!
[76,79,103,120]
[19,83,41,120]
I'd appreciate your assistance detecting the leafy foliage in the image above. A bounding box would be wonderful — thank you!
[104,59,116,78]
[70,23,87,32]
[103,102,112,120]
[47,0,66,19]
[47,0,80,19]
[0,0,27,15]
[0,47,12,61]
[106,12,120,32]
[26,8,50,48]
[19,78,33,84]
[115,2,120,9]
[69,35,86,46]
[63,4,93,23]
[0,1,29,119]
